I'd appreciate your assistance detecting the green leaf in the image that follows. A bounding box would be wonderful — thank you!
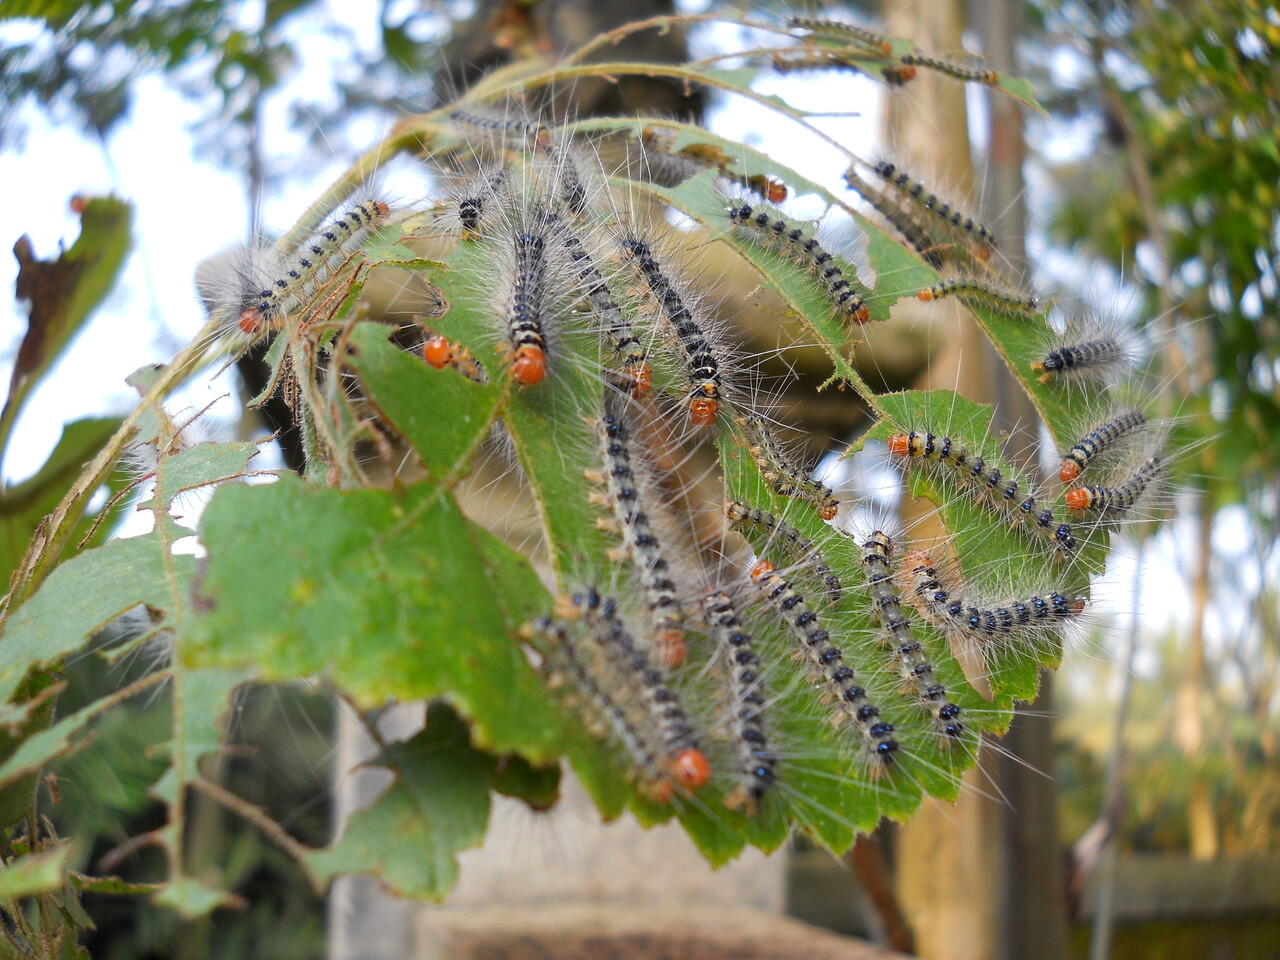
[303,703,491,899]
[187,476,565,762]
[0,417,126,586]
[0,844,72,900]
[0,198,131,460]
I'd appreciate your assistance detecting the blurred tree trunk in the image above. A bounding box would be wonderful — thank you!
[886,0,1070,957]
[884,1,1000,957]
[1182,504,1218,858]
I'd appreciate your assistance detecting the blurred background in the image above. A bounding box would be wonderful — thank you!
[0,1,1276,958]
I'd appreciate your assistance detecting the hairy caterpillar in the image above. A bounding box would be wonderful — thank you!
[504,212,555,387]
[724,500,842,602]
[917,278,1040,319]
[455,168,510,237]
[860,532,964,743]
[1065,455,1164,515]
[637,127,788,203]
[1033,336,1131,385]
[1058,410,1148,482]
[620,235,724,426]
[750,559,900,775]
[527,615,672,799]
[843,168,944,268]
[586,404,687,667]
[236,196,393,335]
[702,590,776,813]
[421,332,487,383]
[886,431,1078,555]
[726,203,870,324]
[786,16,894,55]
[559,587,710,800]
[447,106,548,147]
[740,414,840,521]
[899,52,999,85]
[873,160,996,253]
[550,219,650,394]
[901,550,1086,653]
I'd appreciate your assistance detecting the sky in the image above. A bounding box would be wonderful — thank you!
[0,3,1264,705]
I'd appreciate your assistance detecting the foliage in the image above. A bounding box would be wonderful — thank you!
[0,8,1170,954]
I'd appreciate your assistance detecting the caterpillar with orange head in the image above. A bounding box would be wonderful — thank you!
[1058,409,1148,482]
[724,500,842,602]
[900,550,1086,658]
[786,15,894,55]
[586,401,687,667]
[558,587,710,801]
[885,430,1078,556]
[1032,315,1139,388]
[917,277,1039,320]
[632,127,788,204]
[900,52,999,85]
[1065,455,1164,516]
[619,233,724,427]
[232,194,394,337]
[421,331,487,383]
[726,202,870,324]
[740,415,841,521]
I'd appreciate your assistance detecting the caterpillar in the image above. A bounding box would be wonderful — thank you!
[786,16,894,55]
[873,160,996,251]
[421,332,487,383]
[843,168,944,268]
[899,52,999,85]
[882,64,918,86]
[1065,455,1164,515]
[636,128,788,203]
[551,219,650,394]
[917,278,1040,319]
[886,431,1078,555]
[447,107,549,147]
[724,500,842,602]
[750,559,900,774]
[456,168,510,237]
[620,236,723,426]
[1032,335,1131,385]
[560,587,710,800]
[236,197,392,335]
[586,404,687,667]
[1058,410,1148,482]
[860,532,964,742]
[739,414,840,521]
[768,51,870,79]
[702,590,776,813]
[726,202,870,324]
[527,615,670,798]
[504,214,554,387]
[901,550,1086,652]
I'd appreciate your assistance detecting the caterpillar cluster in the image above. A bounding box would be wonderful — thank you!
[222,75,1169,847]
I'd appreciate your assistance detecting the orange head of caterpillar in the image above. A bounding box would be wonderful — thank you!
[764,177,788,204]
[1064,487,1092,512]
[916,288,936,302]
[818,499,840,521]
[69,194,88,215]
[670,748,711,792]
[1058,459,1082,483]
[886,433,912,457]
[853,303,870,324]
[371,200,392,220]
[511,344,547,386]
[689,396,719,426]
[749,558,777,582]
[656,629,686,668]
[237,307,264,336]
[423,335,453,369]
[628,361,653,397]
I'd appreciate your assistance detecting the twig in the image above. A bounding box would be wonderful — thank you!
[844,833,915,953]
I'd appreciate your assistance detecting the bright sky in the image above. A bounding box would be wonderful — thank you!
[0,4,1263,705]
